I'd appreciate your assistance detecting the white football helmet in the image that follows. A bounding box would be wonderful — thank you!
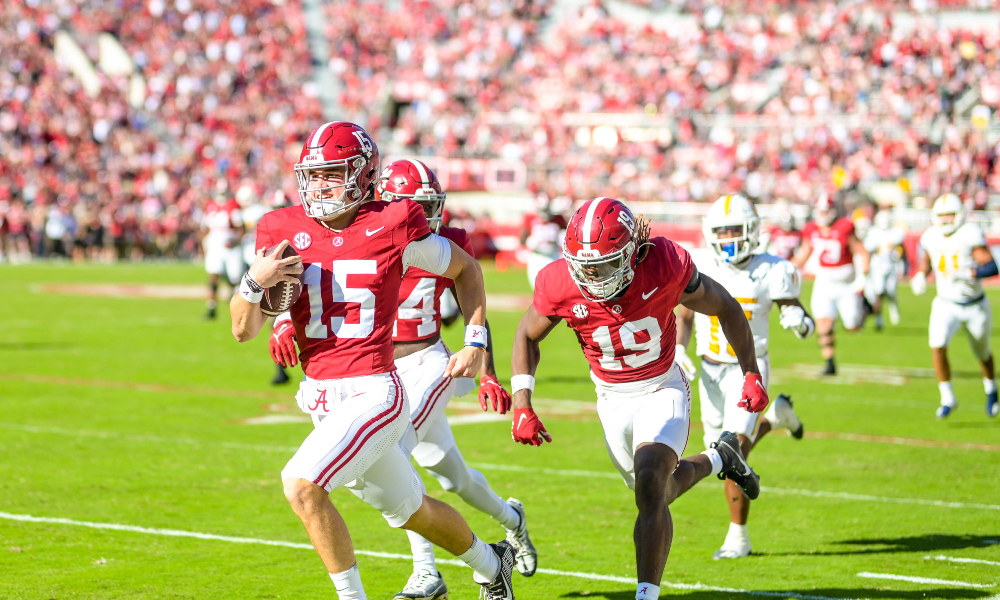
[931,193,964,235]
[703,194,760,264]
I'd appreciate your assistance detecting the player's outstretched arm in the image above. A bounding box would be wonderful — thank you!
[231,240,302,342]
[509,305,561,445]
[972,245,999,279]
[775,298,816,339]
[438,239,488,378]
[680,271,769,412]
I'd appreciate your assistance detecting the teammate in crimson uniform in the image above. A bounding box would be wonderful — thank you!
[758,201,803,261]
[509,197,768,600]
[201,180,245,319]
[231,122,518,600]
[793,196,870,375]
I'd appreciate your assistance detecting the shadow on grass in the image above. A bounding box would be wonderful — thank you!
[562,588,992,599]
[764,534,1000,557]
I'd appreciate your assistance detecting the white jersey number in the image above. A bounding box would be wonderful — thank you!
[398,277,437,338]
[592,317,662,370]
[303,261,377,339]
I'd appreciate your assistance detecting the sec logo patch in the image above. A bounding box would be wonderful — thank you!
[572,304,589,319]
[293,232,312,251]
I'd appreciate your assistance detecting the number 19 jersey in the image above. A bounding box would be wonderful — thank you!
[691,250,801,364]
[393,226,474,342]
[532,237,694,384]
[255,200,432,380]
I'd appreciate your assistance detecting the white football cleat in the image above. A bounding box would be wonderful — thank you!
[765,394,803,439]
[394,570,448,600]
[888,301,900,326]
[504,498,537,577]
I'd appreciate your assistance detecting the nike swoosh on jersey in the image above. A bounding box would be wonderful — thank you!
[366,226,385,236]
[642,287,659,300]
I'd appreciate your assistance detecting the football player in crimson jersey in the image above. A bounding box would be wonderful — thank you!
[509,197,768,600]
[231,122,518,600]
[675,195,812,560]
[757,200,803,261]
[793,195,870,375]
[201,179,246,319]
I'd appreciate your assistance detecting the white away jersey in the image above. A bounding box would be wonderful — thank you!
[920,223,987,303]
[692,250,801,363]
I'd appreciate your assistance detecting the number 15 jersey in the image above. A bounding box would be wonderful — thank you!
[532,237,694,385]
[255,200,432,380]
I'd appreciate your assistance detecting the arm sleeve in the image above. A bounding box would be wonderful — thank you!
[403,233,453,276]
[769,260,802,300]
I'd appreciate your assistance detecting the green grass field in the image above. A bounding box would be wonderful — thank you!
[1,261,998,599]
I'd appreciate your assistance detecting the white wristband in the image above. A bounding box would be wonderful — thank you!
[465,325,488,348]
[239,276,264,303]
[510,374,535,394]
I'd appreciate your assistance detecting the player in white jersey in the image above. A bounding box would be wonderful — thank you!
[521,194,567,289]
[864,210,906,329]
[676,194,814,560]
[910,194,999,419]
[202,180,245,319]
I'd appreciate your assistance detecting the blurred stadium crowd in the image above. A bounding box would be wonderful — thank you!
[1,0,999,261]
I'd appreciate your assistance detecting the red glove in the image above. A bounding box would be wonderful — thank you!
[511,408,552,446]
[269,320,298,367]
[737,372,769,413]
[479,374,512,414]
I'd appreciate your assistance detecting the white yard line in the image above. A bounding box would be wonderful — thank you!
[0,511,857,600]
[857,572,994,588]
[926,555,1000,566]
[4,423,998,511]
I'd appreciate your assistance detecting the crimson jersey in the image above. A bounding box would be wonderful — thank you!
[765,225,803,261]
[256,200,432,379]
[533,237,694,384]
[203,199,243,246]
[802,218,855,268]
[394,225,474,342]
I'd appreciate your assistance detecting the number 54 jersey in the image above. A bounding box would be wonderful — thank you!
[691,250,801,364]
[532,237,694,385]
[255,200,432,380]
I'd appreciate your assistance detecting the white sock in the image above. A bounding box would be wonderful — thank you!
[330,564,366,600]
[458,535,499,582]
[406,530,437,573]
[985,378,997,395]
[636,582,660,600]
[724,522,750,547]
[939,381,957,407]
[702,448,723,477]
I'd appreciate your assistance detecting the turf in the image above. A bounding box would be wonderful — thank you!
[1,261,998,599]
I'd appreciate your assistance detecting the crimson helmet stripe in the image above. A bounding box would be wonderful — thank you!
[308,121,340,148]
[581,197,609,252]
[407,159,431,185]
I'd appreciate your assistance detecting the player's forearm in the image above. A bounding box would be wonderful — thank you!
[452,259,486,328]
[230,295,267,342]
[481,319,498,378]
[510,333,542,409]
[675,307,694,347]
[718,299,759,375]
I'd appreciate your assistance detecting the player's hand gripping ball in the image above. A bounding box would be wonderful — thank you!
[251,240,304,316]
[269,318,298,368]
[512,407,552,446]
[479,374,512,414]
[738,372,769,413]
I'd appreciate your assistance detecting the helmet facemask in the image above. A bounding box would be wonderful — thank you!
[295,156,375,220]
[934,212,960,236]
[563,240,636,302]
[708,224,756,264]
[381,188,446,233]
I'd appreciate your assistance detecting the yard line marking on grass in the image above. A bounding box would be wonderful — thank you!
[926,555,1000,566]
[802,430,1000,452]
[0,373,289,402]
[857,572,994,588]
[0,511,856,600]
[5,424,998,513]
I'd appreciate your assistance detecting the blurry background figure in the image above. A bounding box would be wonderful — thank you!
[240,187,291,385]
[758,199,802,260]
[864,209,907,329]
[520,191,568,289]
[200,179,245,320]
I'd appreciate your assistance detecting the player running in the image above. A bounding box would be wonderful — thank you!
[674,194,812,560]
[509,197,768,600]
[910,193,999,419]
[202,180,245,320]
[231,122,518,600]
[864,209,906,330]
[757,200,802,261]
[792,195,870,375]
[520,193,567,289]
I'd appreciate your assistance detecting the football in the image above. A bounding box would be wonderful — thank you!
[259,243,303,317]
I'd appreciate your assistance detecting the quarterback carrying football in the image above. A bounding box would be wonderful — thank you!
[231,122,518,600]
[911,193,999,419]
[675,194,812,560]
[509,197,767,600]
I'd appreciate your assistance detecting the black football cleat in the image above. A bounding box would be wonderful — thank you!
[473,540,516,600]
[822,358,836,376]
[711,431,760,500]
[271,366,290,385]
[204,307,217,320]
